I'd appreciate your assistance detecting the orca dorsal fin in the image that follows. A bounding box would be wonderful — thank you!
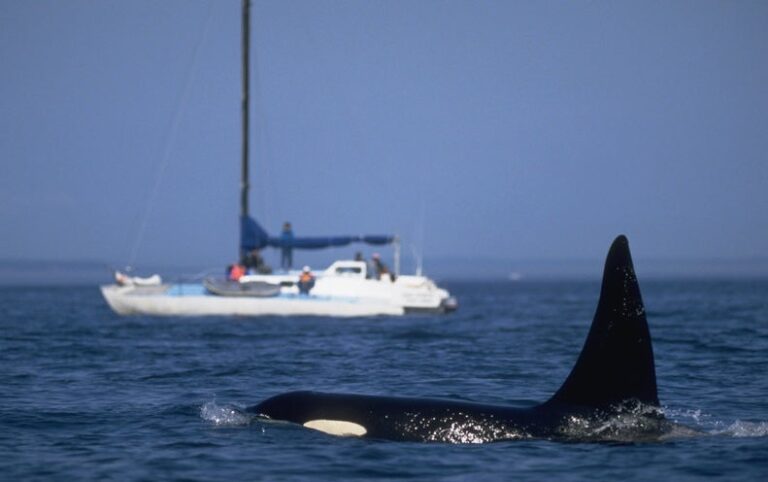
[548,235,659,409]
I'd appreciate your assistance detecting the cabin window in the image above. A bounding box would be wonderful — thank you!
[336,267,362,275]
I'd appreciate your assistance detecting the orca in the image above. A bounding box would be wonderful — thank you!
[248,235,678,442]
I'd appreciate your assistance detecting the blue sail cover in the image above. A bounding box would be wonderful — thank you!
[240,216,394,252]
[240,215,271,250]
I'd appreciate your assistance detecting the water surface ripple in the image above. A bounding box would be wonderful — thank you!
[1,280,766,480]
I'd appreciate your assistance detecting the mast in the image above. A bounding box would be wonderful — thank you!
[240,0,250,261]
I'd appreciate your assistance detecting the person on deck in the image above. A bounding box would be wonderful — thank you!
[243,248,262,272]
[372,253,393,281]
[243,248,272,274]
[228,264,246,281]
[280,222,294,270]
[297,266,315,295]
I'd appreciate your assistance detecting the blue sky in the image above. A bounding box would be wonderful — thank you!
[1,0,766,276]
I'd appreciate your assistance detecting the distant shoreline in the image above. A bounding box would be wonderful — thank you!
[1,257,766,286]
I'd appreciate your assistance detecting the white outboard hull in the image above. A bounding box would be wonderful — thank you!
[101,285,405,317]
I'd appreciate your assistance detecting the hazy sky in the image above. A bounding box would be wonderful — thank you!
[1,0,766,273]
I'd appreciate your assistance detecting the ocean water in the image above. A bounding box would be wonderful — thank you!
[1,279,767,481]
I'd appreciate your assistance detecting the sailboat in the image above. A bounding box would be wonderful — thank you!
[100,1,456,317]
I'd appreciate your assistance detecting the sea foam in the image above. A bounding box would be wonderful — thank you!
[200,401,251,426]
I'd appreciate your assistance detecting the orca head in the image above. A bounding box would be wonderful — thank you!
[253,391,370,437]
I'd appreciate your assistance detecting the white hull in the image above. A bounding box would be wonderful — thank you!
[101,261,455,318]
[101,285,405,317]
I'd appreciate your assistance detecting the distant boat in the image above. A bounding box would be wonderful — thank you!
[100,1,456,317]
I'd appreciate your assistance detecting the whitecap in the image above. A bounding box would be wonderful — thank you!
[710,420,768,438]
[663,407,768,438]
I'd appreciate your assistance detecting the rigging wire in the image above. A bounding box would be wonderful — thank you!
[126,3,214,270]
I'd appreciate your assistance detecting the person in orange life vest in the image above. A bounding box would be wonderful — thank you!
[228,264,246,281]
[297,265,315,295]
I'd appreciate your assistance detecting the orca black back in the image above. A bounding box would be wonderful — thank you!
[549,235,658,409]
